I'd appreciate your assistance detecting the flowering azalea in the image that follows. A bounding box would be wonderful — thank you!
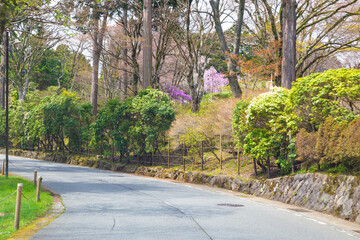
[164,85,192,104]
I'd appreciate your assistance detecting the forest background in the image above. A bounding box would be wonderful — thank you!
[0,0,360,178]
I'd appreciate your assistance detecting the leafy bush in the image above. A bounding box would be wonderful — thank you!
[233,87,296,174]
[290,68,360,131]
[93,98,133,159]
[233,69,360,176]
[93,88,176,159]
[296,117,360,172]
[9,88,92,152]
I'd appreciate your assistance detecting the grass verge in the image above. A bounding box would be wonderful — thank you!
[0,175,53,240]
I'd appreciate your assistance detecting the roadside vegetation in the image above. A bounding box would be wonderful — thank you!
[0,0,360,181]
[1,69,360,180]
[0,176,53,240]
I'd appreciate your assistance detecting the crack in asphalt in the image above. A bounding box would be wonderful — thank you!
[111,217,116,231]
[97,178,213,240]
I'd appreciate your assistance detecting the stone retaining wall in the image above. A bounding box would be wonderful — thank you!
[3,149,138,173]
[4,149,360,224]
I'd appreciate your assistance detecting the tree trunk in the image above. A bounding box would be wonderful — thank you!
[281,0,296,89]
[18,87,25,102]
[132,63,139,96]
[120,5,128,102]
[253,158,258,176]
[91,12,108,115]
[91,36,100,115]
[143,0,152,89]
[209,0,243,98]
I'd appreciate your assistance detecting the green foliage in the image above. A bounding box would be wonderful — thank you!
[9,88,92,152]
[233,68,360,176]
[93,88,176,159]
[131,88,176,153]
[290,68,360,131]
[232,100,249,147]
[33,45,91,90]
[233,88,296,173]
[93,98,133,158]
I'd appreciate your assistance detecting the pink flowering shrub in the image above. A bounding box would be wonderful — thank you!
[204,67,229,93]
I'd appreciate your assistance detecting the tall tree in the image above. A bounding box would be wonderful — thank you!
[281,0,296,89]
[62,0,118,115]
[243,0,360,82]
[0,0,50,107]
[143,0,152,88]
[90,2,110,115]
[172,0,215,112]
[120,2,129,102]
[209,0,244,98]
[9,22,62,101]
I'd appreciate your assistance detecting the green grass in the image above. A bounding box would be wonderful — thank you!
[0,176,53,240]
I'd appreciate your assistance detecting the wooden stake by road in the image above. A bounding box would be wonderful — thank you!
[14,183,23,230]
[36,176,43,202]
[2,159,4,175]
[34,170,37,186]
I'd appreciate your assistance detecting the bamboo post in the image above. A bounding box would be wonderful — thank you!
[2,159,4,175]
[14,183,23,230]
[220,135,223,170]
[36,176,42,202]
[34,170,37,186]
[201,141,204,171]
[167,139,170,169]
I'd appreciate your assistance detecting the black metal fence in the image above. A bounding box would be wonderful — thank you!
[125,135,243,174]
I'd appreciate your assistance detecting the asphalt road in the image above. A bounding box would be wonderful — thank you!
[3,154,360,240]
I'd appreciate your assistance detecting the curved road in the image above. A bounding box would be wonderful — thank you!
[3,155,360,240]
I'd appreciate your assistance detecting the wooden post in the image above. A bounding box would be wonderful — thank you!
[34,170,37,186]
[167,139,170,169]
[36,176,42,202]
[237,148,240,175]
[220,135,223,170]
[14,183,23,230]
[2,159,4,175]
[201,141,204,171]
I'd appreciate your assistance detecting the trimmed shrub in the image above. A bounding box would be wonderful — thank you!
[93,88,176,160]
[290,68,360,131]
